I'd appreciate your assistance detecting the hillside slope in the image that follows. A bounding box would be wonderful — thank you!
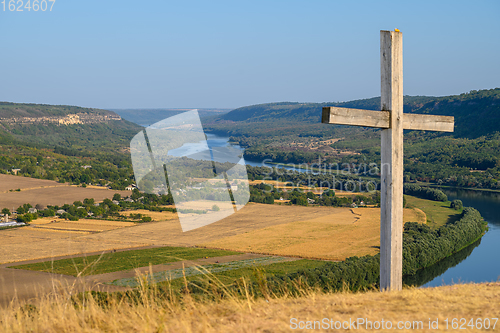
[210,88,500,138]
[0,102,142,151]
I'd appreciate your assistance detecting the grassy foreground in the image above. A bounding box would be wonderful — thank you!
[1,281,498,332]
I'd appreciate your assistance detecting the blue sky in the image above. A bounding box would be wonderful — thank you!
[0,0,499,109]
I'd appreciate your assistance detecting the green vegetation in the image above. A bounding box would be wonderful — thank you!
[248,182,379,207]
[111,257,326,289]
[403,184,448,201]
[402,207,485,275]
[405,196,461,229]
[181,259,328,295]
[0,102,141,189]
[451,199,463,210]
[11,247,241,276]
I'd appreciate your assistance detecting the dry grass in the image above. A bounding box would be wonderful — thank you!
[125,209,177,222]
[31,220,135,233]
[202,208,426,260]
[0,279,498,332]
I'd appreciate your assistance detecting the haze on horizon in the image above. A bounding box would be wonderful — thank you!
[0,0,499,110]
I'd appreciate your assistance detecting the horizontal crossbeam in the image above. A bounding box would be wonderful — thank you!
[322,107,454,132]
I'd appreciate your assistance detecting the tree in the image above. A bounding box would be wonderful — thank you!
[113,193,121,201]
[212,204,220,211]
[1,208,10,215]
[83,198,95,206]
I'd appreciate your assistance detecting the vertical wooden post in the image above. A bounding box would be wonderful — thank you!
[380,30,403,291]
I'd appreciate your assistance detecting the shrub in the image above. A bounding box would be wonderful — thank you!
[450,199,463,210]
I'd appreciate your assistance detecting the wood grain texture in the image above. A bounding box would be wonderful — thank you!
[322,107,390,128]
[380,29,404,291]
[323,107,454,133]
[404,113,454,132]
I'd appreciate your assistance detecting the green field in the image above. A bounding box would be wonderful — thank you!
[177,258,326,285]
[405,195,462,229]
[110,257,326,288]
[11,247,240,277]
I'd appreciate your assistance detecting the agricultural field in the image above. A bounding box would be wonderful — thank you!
[0,221,150,264]
[202,207,426,260]
[0,174,129,209]
[0,203,341,263]
[124,209,177,222]
[11,246,241,276]
[249,179,366,196]
[30,217,135,233]
[0,201,432,265]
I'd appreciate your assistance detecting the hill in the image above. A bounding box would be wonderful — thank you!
[202,88,500,191]
[112,108,231,127]
[0,102,142,151]
[209,88,500,138]
[0,102,143,190]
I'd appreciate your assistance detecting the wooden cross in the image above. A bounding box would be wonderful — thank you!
[321,30,454,291]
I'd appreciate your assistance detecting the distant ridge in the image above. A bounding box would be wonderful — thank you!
[112,108,231,126]
[0,102,116,118]
[0,102,141,151]
[212,88,500,138]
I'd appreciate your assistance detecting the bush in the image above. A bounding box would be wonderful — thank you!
[450,199,463,210]
[141,216,152,222]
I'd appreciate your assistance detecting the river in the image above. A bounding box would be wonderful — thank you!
[420,189,500,287]
[197,134,500,286]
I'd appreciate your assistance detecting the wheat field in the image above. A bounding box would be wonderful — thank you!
[202,208,426,260]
